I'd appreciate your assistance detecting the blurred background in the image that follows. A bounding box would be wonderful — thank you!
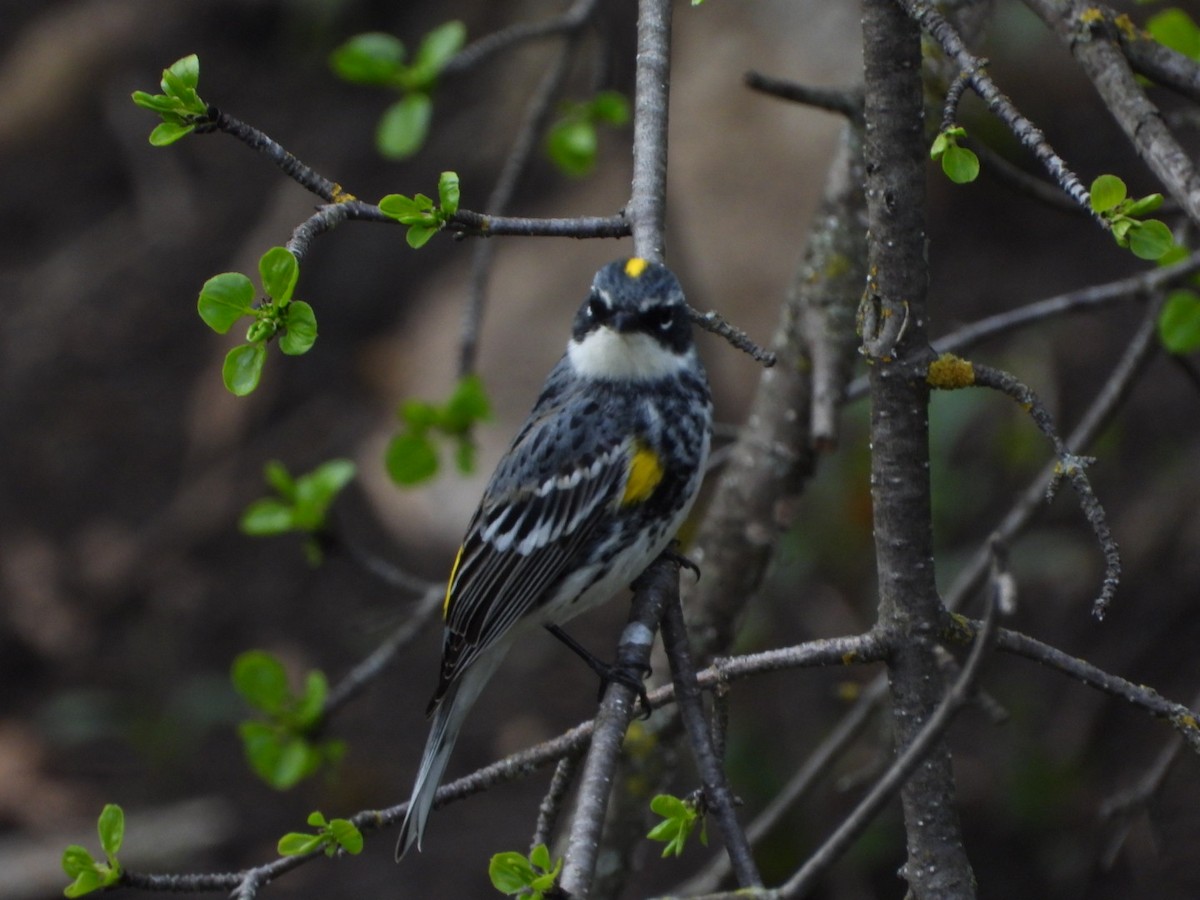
[3,1,1200,897]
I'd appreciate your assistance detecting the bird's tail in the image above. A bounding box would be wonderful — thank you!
[395,655,498,859]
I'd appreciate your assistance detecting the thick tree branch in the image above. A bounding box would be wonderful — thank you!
[862,2,976,895]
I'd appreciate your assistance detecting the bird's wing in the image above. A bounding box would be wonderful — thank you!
[427,418,633,712]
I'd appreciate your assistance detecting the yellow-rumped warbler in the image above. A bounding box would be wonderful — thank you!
[396,257,712,857]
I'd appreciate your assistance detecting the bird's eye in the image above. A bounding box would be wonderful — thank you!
[587,296,609,322]
[644,305,674,331]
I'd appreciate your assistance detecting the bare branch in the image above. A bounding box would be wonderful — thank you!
[743,71,864,122]
[927,358,1122,617]
[660,588,762,888]
[779,598,1002,898]
[993,627,1200,752]
[532,753,582,852]
[689,308,777,367]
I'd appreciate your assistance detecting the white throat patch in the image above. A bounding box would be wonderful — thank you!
[567,328,690,381]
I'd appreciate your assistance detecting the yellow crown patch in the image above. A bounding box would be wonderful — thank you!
[624,257,649,278]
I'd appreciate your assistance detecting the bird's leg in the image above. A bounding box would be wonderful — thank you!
[545,624,653,717]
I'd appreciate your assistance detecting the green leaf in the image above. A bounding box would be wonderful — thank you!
[264,460,296,500]
[148,121,196,146]
[1147,9,1200,60]
[401,399,440,429]
[329,33,406,85]
[259,247,299,303]
[198,273,255,333]
[405,222,439,249]
[376,93,432,160]
[1123,192,1164,217]
[529,843,552,871]
[442,374,491,431]
[293,671,328,728]
[941,144,980,184]
[412,20,467,84]
[1128,218,1175,260]
[328,819,364,855]
[546,118,597,177]
[97,805,124,860]
[280,301,318,355]
[61,846,95,879]
[385,431,440,484]
[239,498,296,535]
[131,91,179,113]
[437,171,460,216]
[1090,174,1127,213]
[590,90,630,125]
[232,651,291,714]
[930,131,950,160]
[166,54,200,92]
[223,343,267,396]
[1158,289,1200,353]
[277,832,325,856]
[64,869,105,898]
[303,459,357,504]
[378,193,427,222]
[489,852,536,894]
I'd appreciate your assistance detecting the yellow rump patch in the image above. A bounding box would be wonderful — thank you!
[624,257,649,278]
[443,544,465,619]
[622,443,664,506]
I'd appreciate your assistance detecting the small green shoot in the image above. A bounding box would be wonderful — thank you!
[277,811,364,858]
[240,459,357,565]
[131,54,209,145]
[197,246,317,395]
[646,793,708,858]
[61,804,124,897]
[930,126,980,185]
[232,651,346,789]
[488,844,562,899]
[329,22,466,159]
[545,91,630,177]
[378,171,461,248]
[385,374,490,486]
[1088,174,1175,260]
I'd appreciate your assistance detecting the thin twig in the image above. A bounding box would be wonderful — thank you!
[690,308,777,367]
[779,600,1002,898]
[441,2,594,76]
[942,300,1162,612]
[660,589,762,888]
[959,361,1120,617]
[458,0,601,378]
[993,627,1200,753]
[743,71,864,122]
[532,753,583,851]
[673,678,888,896]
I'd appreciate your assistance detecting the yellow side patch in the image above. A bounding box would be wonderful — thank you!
[622,443,664,505]
[443,544,465,620]
[624,257,649,278]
